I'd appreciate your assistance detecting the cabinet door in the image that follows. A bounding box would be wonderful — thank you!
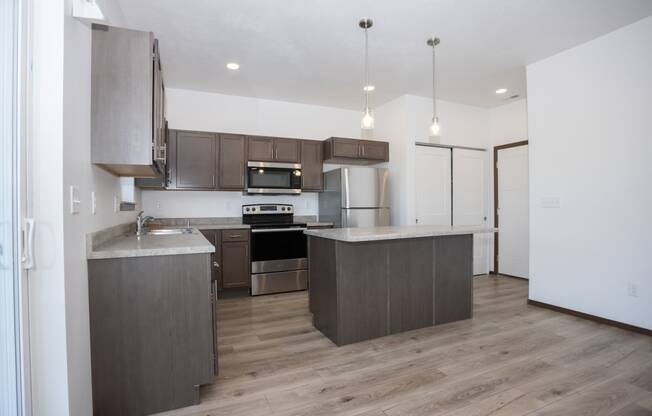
[301,140,323,191]
[199,230,222,286]
[273,138,301,163]
[221,241,250,288]
[360,140,389,161]
[331,138,360,158]
[248,136,274,162]
[218,134,247,190]
[175,131,216,189]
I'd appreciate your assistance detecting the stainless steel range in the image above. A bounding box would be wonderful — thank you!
[242,204,308,296]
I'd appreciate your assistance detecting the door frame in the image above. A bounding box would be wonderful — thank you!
[493,140,528,275]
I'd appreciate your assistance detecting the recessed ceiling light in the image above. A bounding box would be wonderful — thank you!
[226,62,240,70]
[495,88,508,94]
[363,85,375,92]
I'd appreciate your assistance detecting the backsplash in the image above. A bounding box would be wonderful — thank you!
[141,190,319,218]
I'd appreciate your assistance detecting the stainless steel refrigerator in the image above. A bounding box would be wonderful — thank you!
[318,167,390,228]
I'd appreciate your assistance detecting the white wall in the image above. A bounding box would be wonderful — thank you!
[487,99,529,271]
[59,2,136,416]
[27,1,69,415]
[374,95,491,227]
[142,88,364,218]
[527,16,652,329]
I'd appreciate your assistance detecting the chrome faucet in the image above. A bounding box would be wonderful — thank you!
[136,211,155,236]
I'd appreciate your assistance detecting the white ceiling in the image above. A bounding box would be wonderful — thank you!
[115,0,652,109]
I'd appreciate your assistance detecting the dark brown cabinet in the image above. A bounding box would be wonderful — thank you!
[323,137,389,165]
[301,140,324,191]
[359,140,388,160]
[91,25,167,177]
[221,236,250,288]
[175,131,217,189]
[218,134,247,190]
[199,229,221,376]
[247,136,301,163]
[273,137,301,163]
[247,136,275,161]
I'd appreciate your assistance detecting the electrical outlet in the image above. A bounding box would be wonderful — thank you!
[627,283,639,298]
[156,200,161,210]
[91,191,97,215]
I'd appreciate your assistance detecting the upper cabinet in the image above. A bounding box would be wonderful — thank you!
[247,136,300,163]
[322,137,389,165]
[218,134,247,190]
[300,140,324,192]
[91,25,166,177]
[174,131,217,190]
[166,130,246,191]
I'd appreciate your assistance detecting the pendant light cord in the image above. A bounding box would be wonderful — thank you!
[431,42,437,117]
[364,26,369,110]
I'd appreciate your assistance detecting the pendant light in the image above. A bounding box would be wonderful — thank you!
[427,37,441,138]
[360,18,374,130]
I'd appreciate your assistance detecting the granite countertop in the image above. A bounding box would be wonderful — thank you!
[306,222,334,228]
[87,228,215,260]
[304,225,498,242]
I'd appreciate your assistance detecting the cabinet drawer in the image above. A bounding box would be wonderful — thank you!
[221,229,249,242]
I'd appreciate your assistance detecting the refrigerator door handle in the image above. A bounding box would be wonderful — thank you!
[342,168,350,208]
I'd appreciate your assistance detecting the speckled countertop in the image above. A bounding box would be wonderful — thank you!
[304,225,497,242]
[87,227,215,260]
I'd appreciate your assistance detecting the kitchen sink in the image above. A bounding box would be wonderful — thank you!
[145,228,193,236]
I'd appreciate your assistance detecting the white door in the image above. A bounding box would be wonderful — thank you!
[415,146,451,225]
[497,145,529,278]
[452,149,488,275]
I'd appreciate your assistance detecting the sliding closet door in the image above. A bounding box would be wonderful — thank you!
[415,146,451,225]
[453,149,488,275]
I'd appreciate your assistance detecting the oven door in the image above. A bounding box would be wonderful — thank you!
[250,227,307,273]
[246,162,302,194]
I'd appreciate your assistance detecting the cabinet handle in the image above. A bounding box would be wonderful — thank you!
[229,234,240,238]
[361,145,365,157]
[212,175,215,187]
[274,148,278,160]
[156,144,167,162]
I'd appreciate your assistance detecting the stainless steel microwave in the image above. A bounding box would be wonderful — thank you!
[246,161,302,194]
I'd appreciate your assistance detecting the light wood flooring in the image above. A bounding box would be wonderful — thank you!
[156,275,652,416]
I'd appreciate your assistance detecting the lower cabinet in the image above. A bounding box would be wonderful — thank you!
[88,253,213,415]
[200,228,251,290]
[221,240,250,288]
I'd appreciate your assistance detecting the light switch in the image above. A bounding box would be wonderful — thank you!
[70,186,81,214]
[540,197,561,208]
[91,191,97,215]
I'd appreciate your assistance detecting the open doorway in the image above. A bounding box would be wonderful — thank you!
[494,140,529,279]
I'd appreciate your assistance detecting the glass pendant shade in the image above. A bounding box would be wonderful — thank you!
[429,115,441,137]
[361,107,375,130]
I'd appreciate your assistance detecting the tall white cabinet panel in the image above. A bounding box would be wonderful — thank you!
[415,146,452,226]
[453,149,488,275]
[497,145,529,279]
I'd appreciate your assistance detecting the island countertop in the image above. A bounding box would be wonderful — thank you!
[304,225,497,242]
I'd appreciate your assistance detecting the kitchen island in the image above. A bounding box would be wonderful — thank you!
[305,225,497,346]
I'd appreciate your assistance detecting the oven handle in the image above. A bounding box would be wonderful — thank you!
[251,227,308,233]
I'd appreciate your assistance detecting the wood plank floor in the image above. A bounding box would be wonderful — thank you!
[155,275,652,416]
